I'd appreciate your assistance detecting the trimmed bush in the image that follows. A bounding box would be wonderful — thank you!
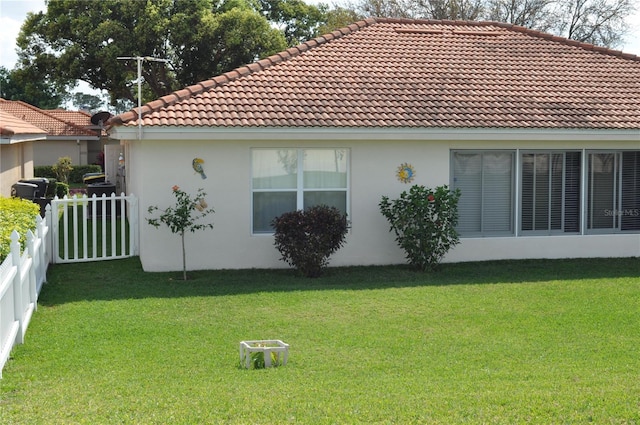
[34,165,55,179]
[35,164,101,184]
[272,205,348,278]
[379,185,461,271]
[0,196,40,262]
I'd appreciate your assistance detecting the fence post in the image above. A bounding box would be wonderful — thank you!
[26,230,38,310]
[130,194,139,255]
[10,231,24,345]
[48,198,58,264]
[37,214,48,283]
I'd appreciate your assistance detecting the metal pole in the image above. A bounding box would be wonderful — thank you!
[137,57,142,139]
[116,56,169,140]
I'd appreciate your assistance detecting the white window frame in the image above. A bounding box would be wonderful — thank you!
[251,148,350,235]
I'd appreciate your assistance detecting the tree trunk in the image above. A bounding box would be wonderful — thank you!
[181,231,187,280]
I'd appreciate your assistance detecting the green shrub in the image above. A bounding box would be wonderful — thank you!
[272,205,349,278]
[34,165,55,179]
[52,157,73,184]
[36,164,102,184]
[0,196,40,262]
[379,185,461,271]
[55,182,70,198]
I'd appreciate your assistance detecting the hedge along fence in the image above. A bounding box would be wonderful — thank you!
[35,165,102,185]
[0,216,50,378]
[0,197,40,263]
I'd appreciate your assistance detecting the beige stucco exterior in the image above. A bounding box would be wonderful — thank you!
[113,126,640,272]
[33,138,103,167]
[0,142,35,197]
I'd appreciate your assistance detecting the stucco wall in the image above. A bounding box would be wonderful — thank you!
[126,137,640,272]
[33,139,89,167]
[0,143,34,197]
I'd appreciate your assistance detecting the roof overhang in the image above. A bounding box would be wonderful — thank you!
[109,125,640,143]
[0,134,47,145]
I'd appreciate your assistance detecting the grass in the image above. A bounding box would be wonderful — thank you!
[1,257,639,424]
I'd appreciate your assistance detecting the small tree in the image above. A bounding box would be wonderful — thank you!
[272,205,349,278]
[52,157,73,184]
[379,185,460,271]
[147,186,214,280]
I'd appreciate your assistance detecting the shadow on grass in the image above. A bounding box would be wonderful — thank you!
[38,256,640,306]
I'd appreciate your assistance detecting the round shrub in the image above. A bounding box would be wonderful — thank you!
[272,205,349,278]
[379,185,460,271]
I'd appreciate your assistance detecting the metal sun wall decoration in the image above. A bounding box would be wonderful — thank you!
[192,158,207,179]
[396,163,416,183]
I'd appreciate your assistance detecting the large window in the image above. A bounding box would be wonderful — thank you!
[452,150,640,237]
[252,148,348,233]
[587,151,640,232]
[451,151,514,236]
[521,151,581,234]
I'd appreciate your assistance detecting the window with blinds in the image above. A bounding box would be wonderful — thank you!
[452,149,639,238]
[452,151,514,236]
[587,151,640,232]
[520,151,581,234]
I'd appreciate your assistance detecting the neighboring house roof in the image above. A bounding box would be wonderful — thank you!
[0,110,47,143]
[109,18,640,130]
[0,99,99,138]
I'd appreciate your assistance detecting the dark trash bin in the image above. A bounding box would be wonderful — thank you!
[87,182,120,217]
[83,173,106,184]
[18,178,49,198]
[11,182,38,199]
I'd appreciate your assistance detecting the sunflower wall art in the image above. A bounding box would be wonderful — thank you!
[396,162,416,183]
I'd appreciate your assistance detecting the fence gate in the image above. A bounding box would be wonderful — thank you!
[49,194,138,264]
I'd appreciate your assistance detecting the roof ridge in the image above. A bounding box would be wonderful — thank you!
[376,18,640,61]
[108,17,378,127]
[483,20,640,61]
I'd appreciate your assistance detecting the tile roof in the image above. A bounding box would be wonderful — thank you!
[0,99,99,138]
[109,18,640,130]
[0,110,47,137]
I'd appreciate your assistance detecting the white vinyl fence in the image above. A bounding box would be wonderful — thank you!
[0,216,49,378]
[0,192,138,377]
[51,193,138,264]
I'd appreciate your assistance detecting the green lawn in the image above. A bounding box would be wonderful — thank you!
[1,257,639,424]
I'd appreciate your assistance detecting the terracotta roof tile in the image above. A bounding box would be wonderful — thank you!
[0,110,47,137]
[0,99,99,137]
[109,18,640,130]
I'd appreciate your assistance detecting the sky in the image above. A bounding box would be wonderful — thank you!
[1,0,640,99]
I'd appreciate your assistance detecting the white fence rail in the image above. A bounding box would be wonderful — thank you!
[0,216,49,378]
[50,193,138,264]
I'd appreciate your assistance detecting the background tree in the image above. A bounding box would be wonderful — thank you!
[486,0,554,30]
[416,0,485,20]
[316,5,363,35]
[258,0,326,45]
[347,0,635,48]
[0,66,64,109]
[69,93,105,113]
[15,0,298,106]
[550,0,634,46]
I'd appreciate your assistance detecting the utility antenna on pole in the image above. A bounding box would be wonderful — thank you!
[116,56,170,139]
